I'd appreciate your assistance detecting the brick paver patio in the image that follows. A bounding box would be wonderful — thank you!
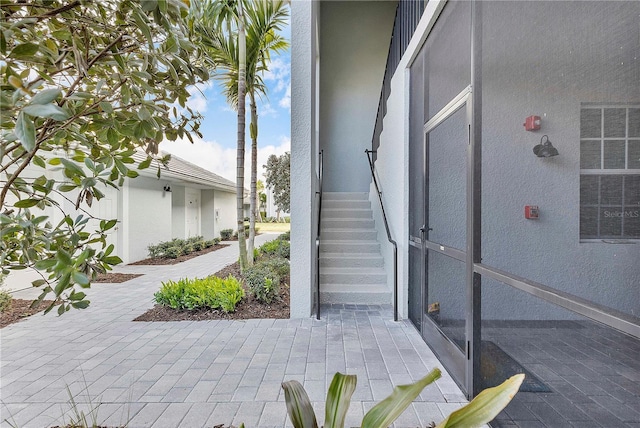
[1,233,467,428]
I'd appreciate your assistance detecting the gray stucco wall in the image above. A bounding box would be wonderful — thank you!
[319,1,396,192]
[406,1,640,321]
[479,1,640,318]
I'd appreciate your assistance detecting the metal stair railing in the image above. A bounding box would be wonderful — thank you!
[315,150,323,320]
[365,149,398,322]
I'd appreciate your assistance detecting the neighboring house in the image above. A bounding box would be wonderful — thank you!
[291,0,639,404]
[4,151,238,291]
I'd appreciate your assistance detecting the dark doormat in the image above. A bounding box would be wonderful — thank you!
[479,341,551,393]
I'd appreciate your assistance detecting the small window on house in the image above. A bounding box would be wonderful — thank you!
[580,105,640,240]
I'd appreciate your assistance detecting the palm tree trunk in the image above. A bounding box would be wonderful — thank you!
[248,91,258,264]
[236,0,248,271]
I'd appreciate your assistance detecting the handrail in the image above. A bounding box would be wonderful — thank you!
[315,150,324,320]
[365,149,398,322]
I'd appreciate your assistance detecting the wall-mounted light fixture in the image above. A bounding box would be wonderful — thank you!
[163,184,172,192]
[533,135,559,158]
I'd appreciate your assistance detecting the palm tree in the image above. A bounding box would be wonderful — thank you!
[194,0,288,266]
[245,0,288,263]
[193,0,249,270]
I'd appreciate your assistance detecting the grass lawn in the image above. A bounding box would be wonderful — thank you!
[257,222,290,233]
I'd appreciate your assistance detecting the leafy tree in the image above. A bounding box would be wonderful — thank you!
[0,0,209,314]
[264,151,290,218]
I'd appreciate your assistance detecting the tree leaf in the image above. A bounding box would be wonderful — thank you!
[72,272,90,286]
[138,157,152,169]
[15,111,36,151]
[23,104,70,121]
[29,88,62,105]
[436,374,524,428]
[282,380,319,428]
[9,43,39,58]
[14,199,39,208]
[362,368,442,428]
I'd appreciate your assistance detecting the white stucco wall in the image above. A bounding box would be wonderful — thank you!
[214,190,237,237]
[201,189,216,239]
[126,176,172,263]
[319,1,396,192]
[290,0,316,317]
[171,185,186,239]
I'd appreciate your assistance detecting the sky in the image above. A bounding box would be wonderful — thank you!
[161,18,291,185]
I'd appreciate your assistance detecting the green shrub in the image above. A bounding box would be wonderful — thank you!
[278,231,290,241]
[261,257,290,277]
[259,239,290,259]
[180,243,194,256]
[0,289,12,313]
[192,240,206,251]
[165,246,181,259]
[187,235,204,244]
[213,237,221,244]
[284,217,290,223]
[244,264,281,304]
[154,275,244,312]
[220,229,233,240]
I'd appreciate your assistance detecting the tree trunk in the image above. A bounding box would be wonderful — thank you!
[247,91,258,264]
[236,0,248,271]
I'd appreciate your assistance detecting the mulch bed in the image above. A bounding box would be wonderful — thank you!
[128,243,230,265]
[93,273,143,283]
[133,261,290,321]
[1,299,55,328]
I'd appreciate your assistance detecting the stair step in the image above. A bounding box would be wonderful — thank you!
[321,229,377,240]
[323,199,371,209]
[320,283,391,304]
[321,218,375,229]
[320,241,381,253]
[319,253,384,268]
[321,208,372,219]
[322,192,368,201]
[320,267,387,284]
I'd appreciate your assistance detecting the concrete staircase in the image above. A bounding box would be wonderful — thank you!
[319,192,391,304]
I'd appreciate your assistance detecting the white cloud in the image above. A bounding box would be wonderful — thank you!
[161,134,290,186]
[261,58,290,87]
[258,103,278,118]
[279,82,291,110]
[185,91,208,114]
[174,81,214,115]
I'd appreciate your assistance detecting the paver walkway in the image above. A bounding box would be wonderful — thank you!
[1,233,467,428]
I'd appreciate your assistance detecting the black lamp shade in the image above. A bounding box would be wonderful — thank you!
[533,135,559,157]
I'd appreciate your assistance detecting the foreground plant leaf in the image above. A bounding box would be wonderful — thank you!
[325,372,357,428]
[361,368,442,428]
[436,373,524,428]
[282,379,319,428]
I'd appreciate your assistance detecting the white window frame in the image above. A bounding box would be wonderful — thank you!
[580,104,640,242]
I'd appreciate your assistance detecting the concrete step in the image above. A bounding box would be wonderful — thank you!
[320,267,387,284]
[321,229,377,241]
[320,241,381,253]
[323,199,371,209]
[319,253,384,268]
[321,208,372,219]
[322,192,369,201]
[321,218,375,230]
[319,283,391,304]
